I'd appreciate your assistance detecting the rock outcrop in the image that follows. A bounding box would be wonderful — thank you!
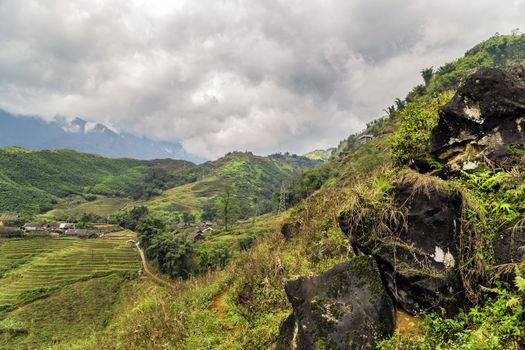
[339,181,465,315]
[278,66,525,348]
[431,66,525,168]
[277,256,394,350]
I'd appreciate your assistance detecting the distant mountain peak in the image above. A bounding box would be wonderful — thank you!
[0,109,204,162]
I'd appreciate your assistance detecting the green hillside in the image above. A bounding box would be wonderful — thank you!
[303,148,334,161]
[428,33,525,94]
[0,147,318,218]
[36,34,525,350]
[0,147,198,214]
[1,34,524,350]
[142,151,321,222]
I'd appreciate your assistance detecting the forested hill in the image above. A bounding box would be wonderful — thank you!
[0,147,319,215]
[427,33,525,94]
[55,33,524,349]
[0,147,193,214]
[138,151,323,222]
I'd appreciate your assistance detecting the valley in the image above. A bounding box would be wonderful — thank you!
[0,33,524,349]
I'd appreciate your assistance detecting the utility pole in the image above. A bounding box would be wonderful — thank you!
[278,183,288,214]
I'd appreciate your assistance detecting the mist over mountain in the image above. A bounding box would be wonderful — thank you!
[0,110,203,162]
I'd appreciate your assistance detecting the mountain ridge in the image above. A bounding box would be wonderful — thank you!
[0,110,204,162]
[0,146,320,216]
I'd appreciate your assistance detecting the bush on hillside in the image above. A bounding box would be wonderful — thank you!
[391,92,453,169]
[146,233,193,279]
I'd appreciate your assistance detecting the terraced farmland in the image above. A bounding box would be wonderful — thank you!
[0,237,140,312]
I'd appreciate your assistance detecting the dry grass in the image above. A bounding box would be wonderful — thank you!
[400,169,447,198]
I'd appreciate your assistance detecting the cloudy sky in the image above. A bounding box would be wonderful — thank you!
[0,0,524,159]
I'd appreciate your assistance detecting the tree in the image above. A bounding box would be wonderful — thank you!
[394,98,406,111]
[201,200,216,221]
[115,206,149,231]
[383,105,396,117]
[405,84,426,103]
[215,181,240,231]
[136,216,165,250]
[147,233,193,278]
[182,212,194,224]
[76,213,99,229]
[198,243,231,271]
[421,67,434,87]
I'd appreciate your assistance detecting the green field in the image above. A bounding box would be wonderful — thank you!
[144,175,219,215]
[41,197,132,219]
[0,237,139,313]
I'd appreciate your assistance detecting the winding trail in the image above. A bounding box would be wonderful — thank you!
[135,243,176,289]
[209,289,234,329]
[135,242,231,327]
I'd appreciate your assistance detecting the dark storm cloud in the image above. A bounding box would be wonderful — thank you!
[0,0,523,158]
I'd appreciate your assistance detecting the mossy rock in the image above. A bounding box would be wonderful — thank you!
[277,256,394,350]
[340,180,465,316]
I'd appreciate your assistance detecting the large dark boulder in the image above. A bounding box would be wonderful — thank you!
[277,256,394,350]
[431,66,525,168]
[339,181,465,315]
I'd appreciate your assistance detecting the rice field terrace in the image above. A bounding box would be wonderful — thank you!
[0,237,140,313]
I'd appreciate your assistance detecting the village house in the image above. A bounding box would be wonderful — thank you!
[59,223,76,230]
[358,134,374,144]
[195,222,213,230]
[43,222,62,232]
[23,222,44,232]
[177,222,189,229]
[0,214,20,226]
[0,226,24,237]
[186,229,204,241]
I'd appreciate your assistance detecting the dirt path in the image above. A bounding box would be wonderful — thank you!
[135,242,231,327]
[209,289,233,329]
[135,243,176,289]
[210,290,226,318]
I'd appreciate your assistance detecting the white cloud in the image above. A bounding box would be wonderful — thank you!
[0,0,523,158]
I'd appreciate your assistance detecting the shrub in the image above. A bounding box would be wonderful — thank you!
[391,92,453,168]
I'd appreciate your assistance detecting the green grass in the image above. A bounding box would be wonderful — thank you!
[144,177,216,214]
[0,237,139,313]
[0,274,130,350]
[41,197,132,219]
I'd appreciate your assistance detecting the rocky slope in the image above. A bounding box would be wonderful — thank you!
[277,65,525,349]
